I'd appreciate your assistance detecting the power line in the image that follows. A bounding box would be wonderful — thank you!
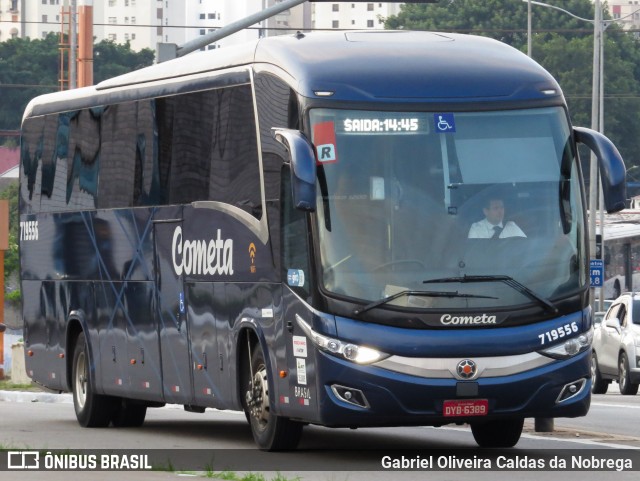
[3,19,640,33]
[0,84,58,89]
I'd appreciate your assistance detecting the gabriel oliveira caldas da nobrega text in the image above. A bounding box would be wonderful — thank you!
[381,454,634,471]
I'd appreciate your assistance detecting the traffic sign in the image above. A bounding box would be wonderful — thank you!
[590,259,604,287]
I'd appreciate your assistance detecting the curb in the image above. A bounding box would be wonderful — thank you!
[0,390,73,404]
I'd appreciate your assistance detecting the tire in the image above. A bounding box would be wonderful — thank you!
[591,352,609,394]
[243,345,303,451]
[112,399,147,427]
[72,332,116,427]
[471,418,524,448]
[618,352,639,395]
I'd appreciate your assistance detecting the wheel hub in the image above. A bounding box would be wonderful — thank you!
[246,367,269,424]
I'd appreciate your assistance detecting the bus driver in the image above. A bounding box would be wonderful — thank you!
[468,197,526,239]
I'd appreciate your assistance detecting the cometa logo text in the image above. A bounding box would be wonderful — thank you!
[440,314,497,326]
[172,226,234,276]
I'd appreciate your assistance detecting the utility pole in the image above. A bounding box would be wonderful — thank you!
[77,0,93,87]
[70,0,77,89]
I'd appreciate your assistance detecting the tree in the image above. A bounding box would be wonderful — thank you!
[0,34,155,134]
[385,0,640,171]
[386,0,598,46]
[0,182,19,301]
[94,40,155,83]
[0,34,59,133]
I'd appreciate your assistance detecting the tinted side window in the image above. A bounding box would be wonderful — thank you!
[22,83,261,214]
[66,108,99,210]
[207,85,261,217]
[157,84,261,216]
[633,299,640,325]
[20,116,45,213]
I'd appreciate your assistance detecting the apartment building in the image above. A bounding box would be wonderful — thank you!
[312,2,401,30]
[2,0,312,55]
[608,1,640,32]
[0,0,23,41]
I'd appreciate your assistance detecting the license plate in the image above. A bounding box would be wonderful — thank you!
[443,399,489,417]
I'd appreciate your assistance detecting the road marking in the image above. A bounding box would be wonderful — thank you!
[520,432,640,450]
[424,425,640,450]
[591,402,640,410]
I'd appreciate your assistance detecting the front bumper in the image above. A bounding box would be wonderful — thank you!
[312,348,591,427]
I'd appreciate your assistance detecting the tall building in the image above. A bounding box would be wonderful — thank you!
[607,1,640,33]
[0,0,21,41]
[312,2,401,30]
[2,0,311,57]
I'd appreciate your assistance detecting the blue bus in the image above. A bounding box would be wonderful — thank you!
[19,30,626,450]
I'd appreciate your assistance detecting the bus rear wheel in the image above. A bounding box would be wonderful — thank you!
[72,332,116,427]
[243,345,303,451]
[470,418,524,448]
[112,399,147,427]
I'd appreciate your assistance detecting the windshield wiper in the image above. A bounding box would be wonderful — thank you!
[353,289,497,316]
[423,275,558,314]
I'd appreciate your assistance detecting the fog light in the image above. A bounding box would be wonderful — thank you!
[556,378,586,403]
[331,384,370,408]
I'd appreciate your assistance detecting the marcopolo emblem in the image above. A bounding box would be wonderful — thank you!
[456,359,478,380]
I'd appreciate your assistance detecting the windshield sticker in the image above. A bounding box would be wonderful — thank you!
[434,113,456,133]
[313,121,338,164]
[287,269,305,287]
[370,177,385,200]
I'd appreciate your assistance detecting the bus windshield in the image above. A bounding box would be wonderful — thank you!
[310,107,586,310]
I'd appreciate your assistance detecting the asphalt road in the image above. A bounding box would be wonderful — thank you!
[1,388,639,480]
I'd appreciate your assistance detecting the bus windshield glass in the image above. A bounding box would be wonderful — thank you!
[310,107,586,310]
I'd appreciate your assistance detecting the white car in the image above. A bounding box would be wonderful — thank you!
[591,293,640,395]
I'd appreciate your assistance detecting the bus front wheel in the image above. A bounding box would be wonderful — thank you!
[243,345,303,451]
[72,332,116,427]
[470,418,524,448]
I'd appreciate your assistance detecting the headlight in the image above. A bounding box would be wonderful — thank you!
[539,327,593,360]
[295,314,388,364]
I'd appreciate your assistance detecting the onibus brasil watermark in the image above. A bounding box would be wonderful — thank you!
[6,451,152,471]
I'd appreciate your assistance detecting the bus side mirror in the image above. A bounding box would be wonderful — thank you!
[272,128,317,212]
[0,323,6,333]
[574,127,626,213]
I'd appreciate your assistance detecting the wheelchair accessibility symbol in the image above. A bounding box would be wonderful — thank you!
[434,113,456,133]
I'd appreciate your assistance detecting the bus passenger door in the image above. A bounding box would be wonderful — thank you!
[154,219,195,405]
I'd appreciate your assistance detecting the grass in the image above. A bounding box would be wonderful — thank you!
[206,472,301,481]
[0,378,40,391]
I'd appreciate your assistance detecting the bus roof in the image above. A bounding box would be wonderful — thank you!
[24,30,563,119]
